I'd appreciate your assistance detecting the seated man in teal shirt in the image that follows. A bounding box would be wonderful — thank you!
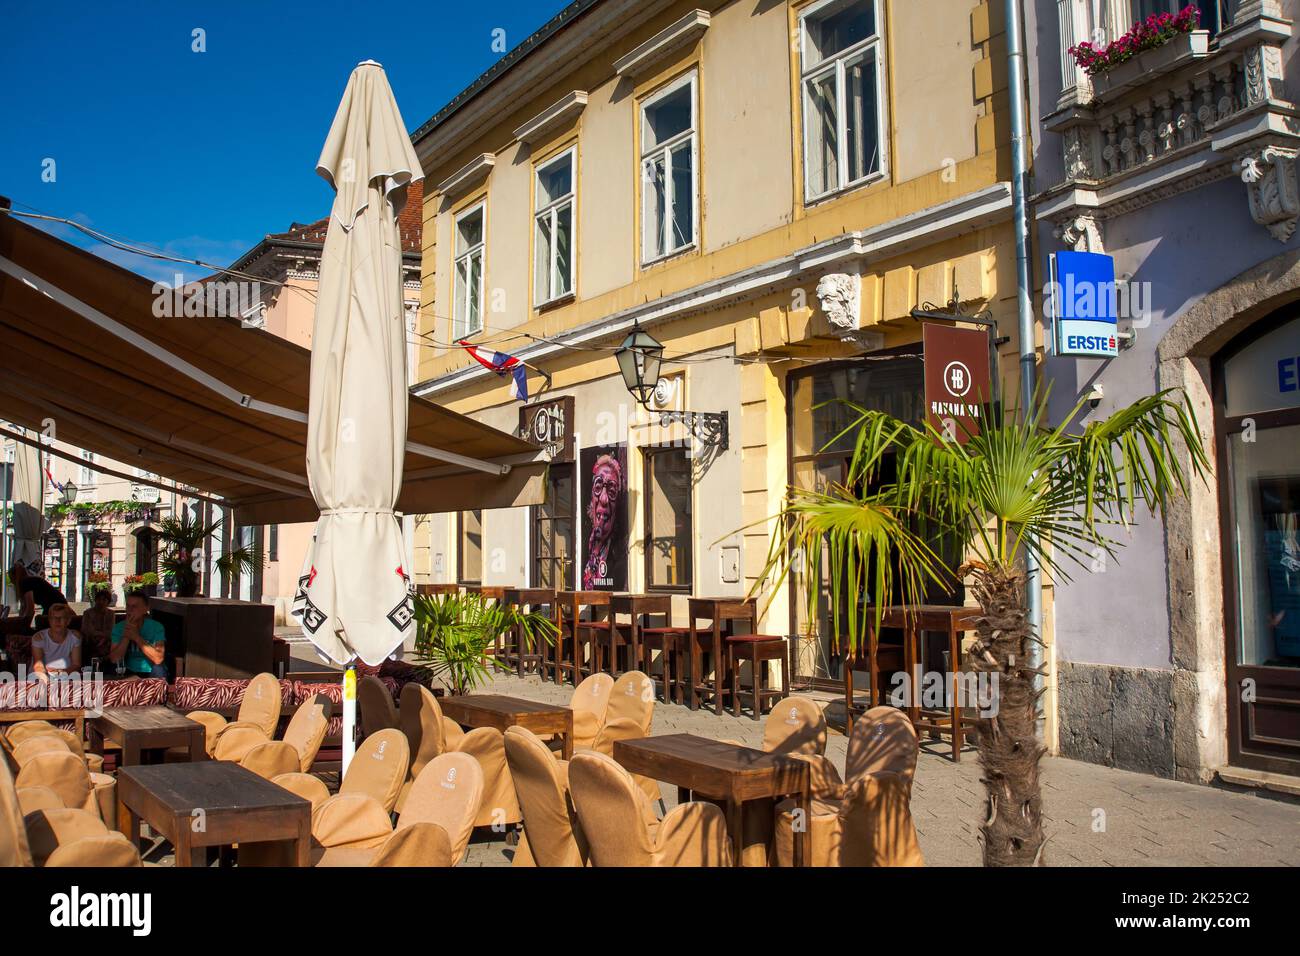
[109,592,167,678]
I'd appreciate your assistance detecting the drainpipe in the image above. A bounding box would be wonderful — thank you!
[1003,0,1044,727]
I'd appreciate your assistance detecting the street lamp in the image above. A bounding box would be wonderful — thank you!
[62,482,78,505]
[614,322,729,451]
[615,322,664,407]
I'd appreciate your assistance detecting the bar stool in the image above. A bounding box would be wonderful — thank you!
[726,635,790,719]
[556,591,611,686]
[502,588,556,677]
[687,597,757,715]
[640,626,690,704]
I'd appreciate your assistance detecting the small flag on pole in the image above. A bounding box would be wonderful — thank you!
[459,341,529,402]
[44,462,63,494]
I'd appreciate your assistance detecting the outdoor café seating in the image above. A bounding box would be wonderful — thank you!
[185,671,282,757]
[14,749,116,825]
[218,695,333,779]
[504,726,588,868]
[3,757,139,868]
[315,753,484,868]
[396,683,520,826]
[569,751,731,867]
[772,706,921,867]
[566,673,614,752]
[359,673,401,734]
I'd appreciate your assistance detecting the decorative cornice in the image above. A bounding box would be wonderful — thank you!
[414,183,1013,397]
[514,90,588,144]
[613,9,710,78]
[436,153,496,199]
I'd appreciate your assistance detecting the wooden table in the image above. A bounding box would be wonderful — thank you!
[116,760,311,866]
[89,706,206,767]
[687,597,757,714]
[610,593,672,677]
[503,588,557,677]
[439,694,575,760]
[0,708,86,740]
[848,605,983,760]
[149,596,274,679]
[614,733,810,867]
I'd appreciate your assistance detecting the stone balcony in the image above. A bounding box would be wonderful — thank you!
[1037,0,1300,251]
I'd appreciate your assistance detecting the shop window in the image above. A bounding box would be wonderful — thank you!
[644,447,692,591]
[458,510,483,585]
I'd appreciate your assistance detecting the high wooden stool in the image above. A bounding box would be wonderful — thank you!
[556,591,611,686]
[503,587,556,677]
[726,635,789,719]
[687,597,757,714]
[640,627,690,704]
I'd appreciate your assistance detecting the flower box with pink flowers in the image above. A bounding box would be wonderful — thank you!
[1069,6,1209,101]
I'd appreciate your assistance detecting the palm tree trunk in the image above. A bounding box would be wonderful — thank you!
[967,562,1046,866]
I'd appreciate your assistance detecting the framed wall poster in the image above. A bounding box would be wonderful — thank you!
[579,443,628,590]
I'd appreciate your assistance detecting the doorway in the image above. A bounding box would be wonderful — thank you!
[1216,310,1300,774]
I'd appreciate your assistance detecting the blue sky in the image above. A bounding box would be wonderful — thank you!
[0,0,563,283]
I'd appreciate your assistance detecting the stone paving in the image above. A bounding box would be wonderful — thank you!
[460,672,1300,868]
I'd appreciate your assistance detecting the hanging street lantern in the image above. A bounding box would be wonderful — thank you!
[615,321,664,407]
[614,321,728,451]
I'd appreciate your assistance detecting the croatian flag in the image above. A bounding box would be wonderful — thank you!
[459,341,529,401]
[44,462,64,494]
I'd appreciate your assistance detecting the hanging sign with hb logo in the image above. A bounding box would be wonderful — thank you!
[923,322,992,444]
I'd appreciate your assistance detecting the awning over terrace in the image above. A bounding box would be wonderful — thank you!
[0,208,546,525]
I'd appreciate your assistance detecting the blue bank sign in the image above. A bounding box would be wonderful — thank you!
[1049,250,1119,358]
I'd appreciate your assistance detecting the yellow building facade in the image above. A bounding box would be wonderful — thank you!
[410,0,1048,706]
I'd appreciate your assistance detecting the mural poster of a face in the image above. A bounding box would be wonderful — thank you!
[580,444,627,590]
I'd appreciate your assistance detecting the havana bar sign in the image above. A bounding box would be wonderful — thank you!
[518,395,574,463]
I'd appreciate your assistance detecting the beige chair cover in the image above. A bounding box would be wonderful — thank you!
[16,784,65,816]
[568,752,729,867]
[15,750,115,824]
[762,696,828,755]
[569,673,614,751]
[272,772,332,810]
[0,756,34,867]
[315,751,483,867]
[359,674,400,735]
[772,707,921,866]
[2,720,57,752]
[5,725,104,775]
[189,671,283,755]
[24,806,110,866]
[11,734,71,768]
[45,834,142,868]
[282,695,333,771]
[591,671,659,806]
[393,686,519,826]
[504,726,587,867]
[339,728,409,810]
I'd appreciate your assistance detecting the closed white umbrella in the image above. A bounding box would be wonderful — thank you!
[291,61,423,771]
[11,432,45,573]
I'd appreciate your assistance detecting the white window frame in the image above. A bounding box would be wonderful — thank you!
[639,71,699,266]
[79,449,95,487]
[453,202,486,339]
[799,0,887,204]
[533,147,577,307]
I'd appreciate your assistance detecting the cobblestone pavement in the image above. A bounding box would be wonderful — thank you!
[461,672,1300,868]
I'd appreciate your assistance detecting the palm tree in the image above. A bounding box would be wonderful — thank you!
[156,511,259,598]
[754,388,1209,866]
[409,591,556,696]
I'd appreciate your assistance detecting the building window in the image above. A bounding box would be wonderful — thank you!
[79,449,96,487]
[268,524,278,562]
[453,203,485,338]
[1129,1,1235,35]
[458,510,483,585]
[534,148,575,305]
[532,464,574,589]
[640,72,697,264]
[644,447,692,591]
[799,0,884,202]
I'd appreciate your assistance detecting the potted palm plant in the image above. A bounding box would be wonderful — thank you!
[410,591,556,696]
[754,388,1208,866]
[156,511,259,598]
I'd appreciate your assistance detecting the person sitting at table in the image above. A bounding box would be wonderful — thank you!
[2,562,68,636]
[109,592,167,679]
[31,603,82,682]
[79,588,116,663]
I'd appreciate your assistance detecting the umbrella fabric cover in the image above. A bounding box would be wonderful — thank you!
[12,434,45,572]
[292,62,423,665]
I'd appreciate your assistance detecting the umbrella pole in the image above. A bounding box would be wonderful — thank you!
[341,663,357,777]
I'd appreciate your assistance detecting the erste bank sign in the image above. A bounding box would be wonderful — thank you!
[1049,250,1119,358]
